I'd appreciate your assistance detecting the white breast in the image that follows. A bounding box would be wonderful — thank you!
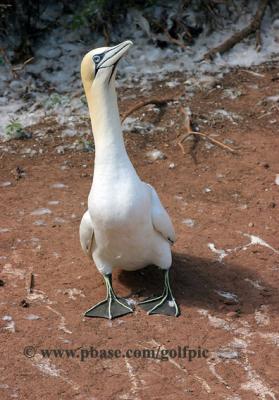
[88,165,171,275]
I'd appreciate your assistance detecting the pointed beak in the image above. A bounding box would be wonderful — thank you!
[99,40,133,69]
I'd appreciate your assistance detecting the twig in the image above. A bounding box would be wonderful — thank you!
[12,57,34,72]
[29,273,34,294]
[203,0,269,60]
[177,106,236,154]
[163,29,188,49]
[177,106,200,162]
[177,131,236,153]
[121,95,182,123]
[240,69,265,78]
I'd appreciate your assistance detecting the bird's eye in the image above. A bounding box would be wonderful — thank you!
[93,55,101,64]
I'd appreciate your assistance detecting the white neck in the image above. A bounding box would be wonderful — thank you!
[87,81,128,164]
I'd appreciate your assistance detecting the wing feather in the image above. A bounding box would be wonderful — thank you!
[146,183,176,244]
[79,210,94,259]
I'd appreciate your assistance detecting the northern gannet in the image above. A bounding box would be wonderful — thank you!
[79,40,179,319]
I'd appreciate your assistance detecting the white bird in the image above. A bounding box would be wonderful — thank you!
[79,40,179,319]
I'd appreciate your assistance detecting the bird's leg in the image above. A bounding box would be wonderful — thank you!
[84,274,133,319]
[139,269,180,317]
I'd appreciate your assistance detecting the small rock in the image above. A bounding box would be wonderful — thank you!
[26,314,40,320]
[20,299,29,308]
[0,181,12,187]
[248,222,254,227]
[21,148,36,156]
[215,290,239,305]
[275,174,279,185]
[169,162,175,169]
[182,218,195,228]
[33,220,47,226]
[203,187,212,193]
[146,149,166,161]
[223,138,234,145]
[51,183,67,189]
[53,217,66,224]
[2,315,12,321]
[217,349,239,359]
[31,208,51,216]
[226,311,237,318]
[205,142,214,150]
[56,145,65,154]
[0,279,5,287]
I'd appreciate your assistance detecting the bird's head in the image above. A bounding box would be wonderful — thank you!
[81,40,133,92]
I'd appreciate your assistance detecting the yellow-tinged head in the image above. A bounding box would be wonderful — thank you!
[81,40,133,92]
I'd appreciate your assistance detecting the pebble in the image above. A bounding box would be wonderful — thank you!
[2,315,12,321]
[53,217,66,224]
[26,314,40,320]
[223,138,234,145]
[182,218,195,228]
[20,299,29,308]
[56,145,65,154]
[215,290,239,305]
[146,149,166,161]
[275,174,279,185]
[33,220,47,226]
[51,183,68,189]
[205,142,214,149]
[217,349,239,359]
[1,181,12,187]
[31,208,52,216]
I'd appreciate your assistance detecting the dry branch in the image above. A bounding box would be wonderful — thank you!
[177,106,236,154]
[178,131,236,153]
[121,95,182,123]
[203,0,268,60]
[29,273,34,294]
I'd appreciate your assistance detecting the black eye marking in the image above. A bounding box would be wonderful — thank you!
[93,54,102,64]
[92,43,129,78]
[92,53,105,76]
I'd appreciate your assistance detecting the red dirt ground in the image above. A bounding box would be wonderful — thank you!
[1,64,279,400]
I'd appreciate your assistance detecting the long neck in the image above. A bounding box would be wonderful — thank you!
[86,81,127,163]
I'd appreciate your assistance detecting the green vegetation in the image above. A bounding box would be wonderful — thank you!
[5,119,25,140]
[44,94,70,110]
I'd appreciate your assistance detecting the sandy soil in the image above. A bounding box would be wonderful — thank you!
[0,64,279,400]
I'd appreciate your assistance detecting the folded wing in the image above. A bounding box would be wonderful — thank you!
[79,210,94,259]
[146,183,176,244]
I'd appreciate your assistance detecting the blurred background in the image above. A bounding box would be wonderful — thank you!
[0,0,278,140]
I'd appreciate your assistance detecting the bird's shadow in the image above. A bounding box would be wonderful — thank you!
[117,252,277,315]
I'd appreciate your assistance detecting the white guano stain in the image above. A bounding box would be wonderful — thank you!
[208,232,278,262]
[240,355,276,400]
[32,355,79,391]
[255,306,270,326]
[124,358,140,397]
[46,305,72,334]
